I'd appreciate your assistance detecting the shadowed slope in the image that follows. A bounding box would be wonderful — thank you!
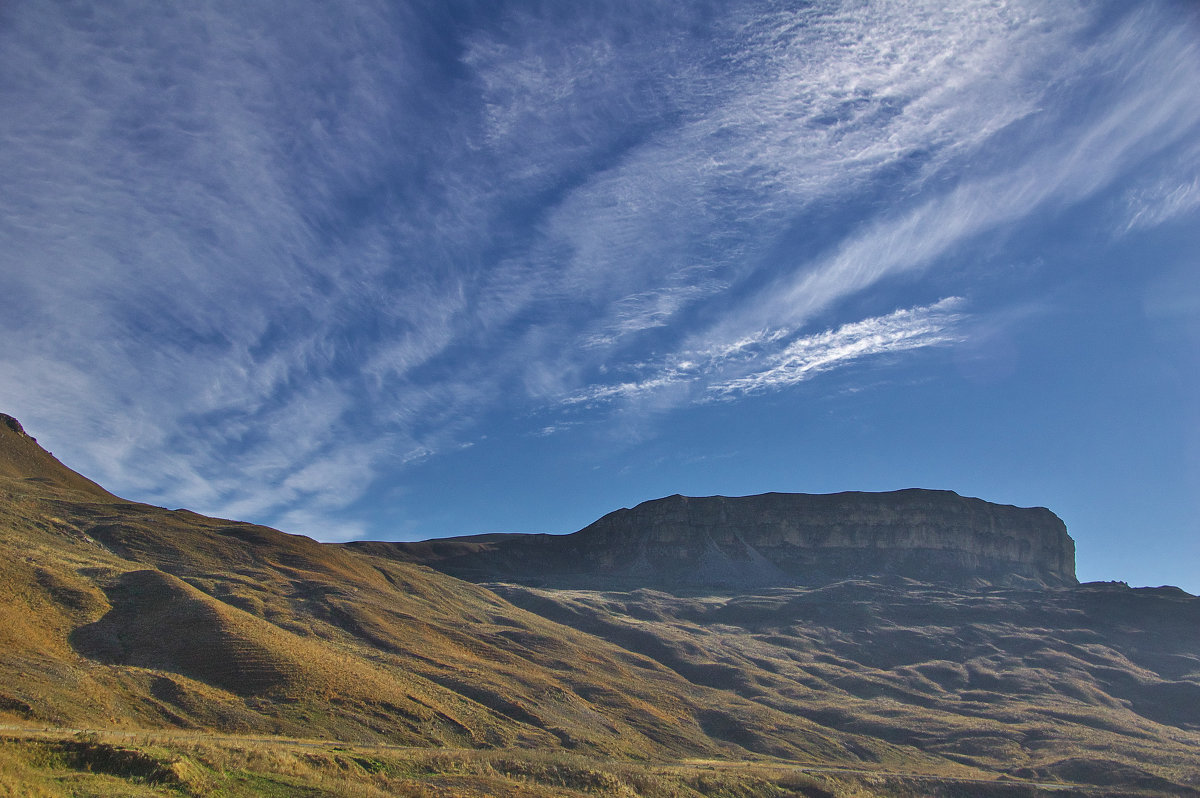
[491,578,1200,786]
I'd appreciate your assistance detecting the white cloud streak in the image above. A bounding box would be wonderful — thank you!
[710,298,966,397]
[1123,174,1200,234]
[566,298,965,407]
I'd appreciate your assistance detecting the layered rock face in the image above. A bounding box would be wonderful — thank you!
[573,490,1076,587]
[374,489,1077,589]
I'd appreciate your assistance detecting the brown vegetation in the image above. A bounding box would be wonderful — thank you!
[1,415,1197,795]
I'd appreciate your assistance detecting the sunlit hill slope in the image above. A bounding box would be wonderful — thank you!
[1,413,1198,796]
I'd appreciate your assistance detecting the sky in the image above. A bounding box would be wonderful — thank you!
[1,1,1197,593]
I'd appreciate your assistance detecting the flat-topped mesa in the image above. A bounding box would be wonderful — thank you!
[570,490,1077,587]
[371,489,1078,589]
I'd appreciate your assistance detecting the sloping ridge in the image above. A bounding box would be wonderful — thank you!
[0,414,115,499]
[72,568,323,696]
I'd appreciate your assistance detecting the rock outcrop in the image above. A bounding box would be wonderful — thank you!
[369,490,1077,589]
[0,413,27,436]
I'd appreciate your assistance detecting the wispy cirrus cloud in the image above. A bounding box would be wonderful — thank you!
[519,3,1200,426]
[0,1,464,534]
[1,1,1197,541]
[711,298,966,397]
[466,0,1071,341]
[643,5,1200,392]
[1123,171,1200,234]
[446,0,1089,424]
[566,298,965,407]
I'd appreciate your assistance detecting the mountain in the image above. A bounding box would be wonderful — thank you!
[358,490,1077,588]
[0,415,766,757]
[1,413,1198,796]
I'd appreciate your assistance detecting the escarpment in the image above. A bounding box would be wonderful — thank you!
[363,489,1077,589]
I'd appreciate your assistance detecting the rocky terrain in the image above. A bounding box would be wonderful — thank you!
[0,413,1197,796]
[361,490,1077,589]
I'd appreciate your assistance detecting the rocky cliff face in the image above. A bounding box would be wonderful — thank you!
[572,490,1076,587]
[369,489,1077,589]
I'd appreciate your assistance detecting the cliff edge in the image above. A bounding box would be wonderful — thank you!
[369,490,1077,589]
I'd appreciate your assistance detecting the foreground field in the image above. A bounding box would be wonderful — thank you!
[0,727,1166,798]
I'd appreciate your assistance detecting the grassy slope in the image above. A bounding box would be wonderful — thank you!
[1,417,1198,795]
[0,421,907,760]
[491,582,1200,792]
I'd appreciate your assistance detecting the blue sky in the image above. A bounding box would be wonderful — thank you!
[1,1,1197,593]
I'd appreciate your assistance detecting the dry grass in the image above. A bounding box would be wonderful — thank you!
[2,730,1159,797]
[1,420,1199,795]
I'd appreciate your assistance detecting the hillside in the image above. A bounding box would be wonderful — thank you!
[1,413,1198,796]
